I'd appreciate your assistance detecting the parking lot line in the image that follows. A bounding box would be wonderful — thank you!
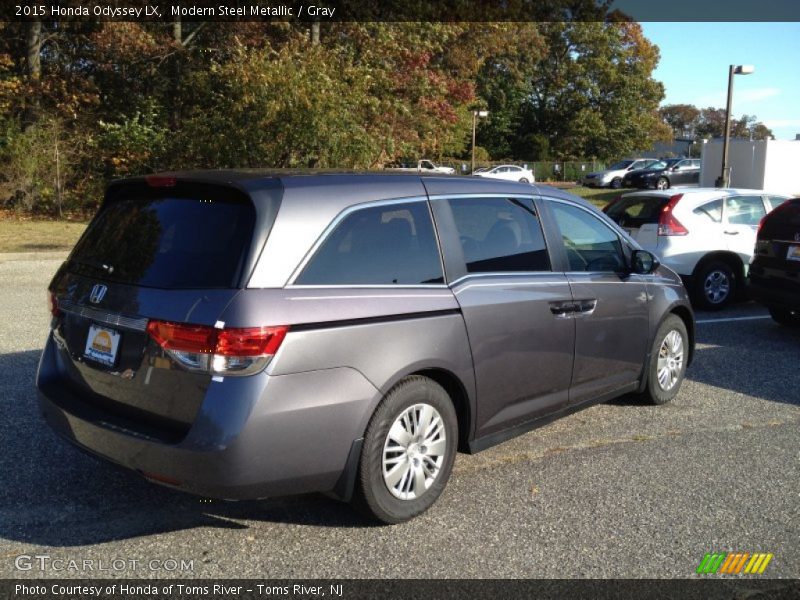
[695,316,771,324]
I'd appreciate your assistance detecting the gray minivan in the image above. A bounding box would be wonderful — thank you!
[37,172,695,523]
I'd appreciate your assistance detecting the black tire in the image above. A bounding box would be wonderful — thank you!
[353,376,458,524]
[656,177,670,190]
[610,177,622,189]
[768,307,800,327]
[519,178,529,184]
[693,261,735,310]
[638,315,689,405]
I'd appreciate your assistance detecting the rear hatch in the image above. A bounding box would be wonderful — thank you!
[753,199,800,291]
[46,178,272,440]
[603,194,671,248]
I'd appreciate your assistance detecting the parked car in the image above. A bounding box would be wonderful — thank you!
[581,158,659,189]
[472,164,535,183]
[622,158,701,190]
[386,159,455,175]
[38,172,694,524]
[748,198,800,326]
[604,188,790,310]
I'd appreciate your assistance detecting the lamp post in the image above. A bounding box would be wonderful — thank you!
[718,64,755,188]
[471,110,488,174]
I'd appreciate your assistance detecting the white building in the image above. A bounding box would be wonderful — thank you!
[700,138,800,195]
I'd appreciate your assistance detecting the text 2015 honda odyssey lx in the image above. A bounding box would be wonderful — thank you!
[37,172,694,523]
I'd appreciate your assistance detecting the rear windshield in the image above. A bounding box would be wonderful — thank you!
[604,196,668,227]
[762,199,800,237]
[69,183,255,289]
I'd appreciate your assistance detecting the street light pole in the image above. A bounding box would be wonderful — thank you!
[471,110,488,174]
[718,64,754,188]
[719,65,736,188]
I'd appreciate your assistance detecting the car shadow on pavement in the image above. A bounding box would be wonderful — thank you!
[688,317,800,406]
[0,350,377,549]
[609,317,800,407]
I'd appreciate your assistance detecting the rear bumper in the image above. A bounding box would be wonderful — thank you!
[36,333,380,500]
[748,276,800,310]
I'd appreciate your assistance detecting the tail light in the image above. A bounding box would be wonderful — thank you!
[757,214,768,236]
[657,194,688,236]
[146,320,288,377]
[47,291,60,317]
[144,175,177,188]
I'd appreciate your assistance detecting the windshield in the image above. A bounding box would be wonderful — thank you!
[70,183,255,289]
[608,160,634,170]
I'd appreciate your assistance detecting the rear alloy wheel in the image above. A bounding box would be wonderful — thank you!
[693,261,735,310]
[519,178,530,184]
[610,177,622,189]
[768,307,800,327]
[354,376,457,524]
[656,177,670,190]
[638,315,688,405]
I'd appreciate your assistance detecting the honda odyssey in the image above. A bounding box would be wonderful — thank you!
[37,172,695,523]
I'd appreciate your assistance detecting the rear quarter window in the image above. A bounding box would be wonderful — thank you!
[693,199,723,223]
[295,201,444,285]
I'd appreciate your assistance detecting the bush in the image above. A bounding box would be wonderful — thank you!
[97,107,169,178]
[0,119,57,213]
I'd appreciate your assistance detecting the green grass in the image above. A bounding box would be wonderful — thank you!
[568,186,624,209]
[0,219,87,253]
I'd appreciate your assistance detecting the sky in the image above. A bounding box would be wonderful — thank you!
[639,22,800,140]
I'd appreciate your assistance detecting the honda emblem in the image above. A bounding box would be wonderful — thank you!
[89,284,108,304]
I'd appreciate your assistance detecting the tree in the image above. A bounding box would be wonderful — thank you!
[178,35,384,168]
[509,22,670,161]
[693,106,773,140]
[659,104,701,138]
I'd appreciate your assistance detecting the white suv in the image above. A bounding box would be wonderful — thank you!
[604,189,790,309]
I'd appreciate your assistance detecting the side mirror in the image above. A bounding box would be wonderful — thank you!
[631,250,659,275]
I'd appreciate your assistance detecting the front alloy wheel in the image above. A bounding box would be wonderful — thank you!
[656,330,684,391]
[638,315,689,405]
[656,177,670,190]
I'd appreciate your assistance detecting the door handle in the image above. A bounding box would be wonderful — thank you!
[549,302,575,316]
[724,230,740,235]
[549,299,597,317]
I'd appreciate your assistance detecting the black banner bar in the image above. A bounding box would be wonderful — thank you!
[3,579,800,600]
[4,0,800,22]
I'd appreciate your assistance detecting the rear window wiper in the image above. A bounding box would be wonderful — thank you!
[72,258,115,274]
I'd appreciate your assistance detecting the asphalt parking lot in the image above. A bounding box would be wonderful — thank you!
[1,255,798,579]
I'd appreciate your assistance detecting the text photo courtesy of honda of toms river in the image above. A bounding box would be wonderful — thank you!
[37,172,695,523]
